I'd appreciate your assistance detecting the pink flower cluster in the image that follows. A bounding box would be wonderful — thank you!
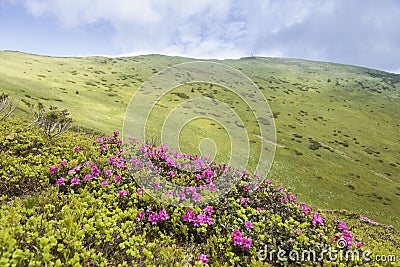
[245,221,253,230]
[197,254,209,265]
[185,186,202,202]
[360,216,379,226]
[51,132,129,198]
[299,202,311,214]
[49,166,58,174]
[312,212,325,225]
[118,190,128,196]
[140,143,224,186]
[136,209,170,225]
[97,131,121,144]
[56,177,66,186]
[240,197,250,205]
[182,207,214,227]
[335,221,362,248]
[108,156,127,169]
[231,229,252,250]
[53,159,123,188]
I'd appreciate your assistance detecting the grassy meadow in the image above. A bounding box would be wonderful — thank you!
[1,51,400,266]
[0,50,399,231]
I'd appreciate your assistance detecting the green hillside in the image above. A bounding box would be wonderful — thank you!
[0,50,399,230]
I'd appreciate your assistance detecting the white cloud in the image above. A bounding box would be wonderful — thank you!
[13,0,332,54]
[7,0,400,72]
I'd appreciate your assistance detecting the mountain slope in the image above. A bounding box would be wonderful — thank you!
[0,51,399,228]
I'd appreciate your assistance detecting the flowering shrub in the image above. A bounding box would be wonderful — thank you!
[0,119,399,266]
[360,216,380,226]
[231,229,252,250]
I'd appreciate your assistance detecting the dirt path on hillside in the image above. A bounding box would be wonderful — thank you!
[252,134,286,148]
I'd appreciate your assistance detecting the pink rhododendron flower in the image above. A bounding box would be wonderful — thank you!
[186,186,197,195]
[208,183,217,191]
[338,221,348,231]
[114,175,121,183]
[360,216,379,226]
[242,237,252,250]
[113,130,120,136]
[74,146,81,152]
[49,166,58,174]
[136,211,145,219]
[288,193,297,202]
[91,164,100,176]
[83,174,93,183]
[203,206,214,215]
[137,188,144,196]
[231,229,243,246]
[178,191,186,200]
[71,177,80,185]
[277,185,284,192]
[58,160,68,167]
[182,209,195,222]
[197,254,209,265]
[148,213,160,225]
[105,169,112,177]
[243,185,250,191]
[158,209,169,220]
[245,221,253,230]
[240,197,249,204]
[266,180,272,185]
[355,241,363,248]
[118,190,128,196]
[300,203,310,214]
[56,177,66,186]
[101,144,107,150]
[101,180,109,187]
[192,193,202,202]
[183,210,213,227]
[312,212,325,225]
[231,229,252,250]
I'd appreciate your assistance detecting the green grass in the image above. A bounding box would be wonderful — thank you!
[0,50,399,230]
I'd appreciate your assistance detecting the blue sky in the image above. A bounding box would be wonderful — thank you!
[1,0,400,73]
